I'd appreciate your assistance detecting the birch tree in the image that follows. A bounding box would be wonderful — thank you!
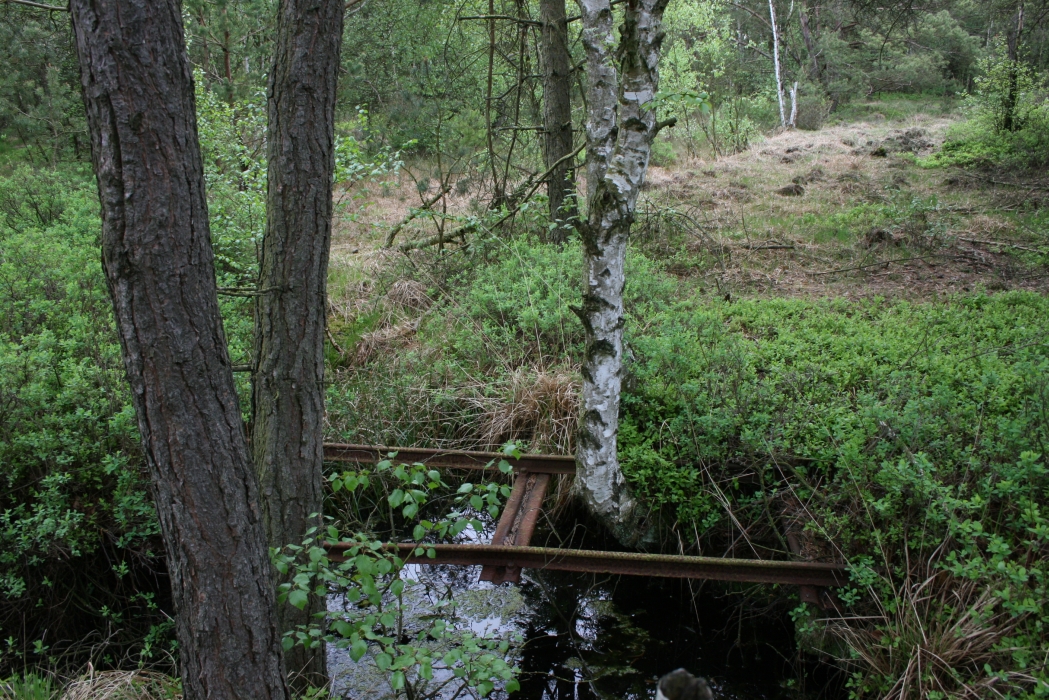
[575,0,672,543]
[769,0,786,127]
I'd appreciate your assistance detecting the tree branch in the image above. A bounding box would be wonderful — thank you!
[459,14,540,25]
[2,0,68,11]
[654,117,677,134]
[399,143,585,252]
[383,184,453,248]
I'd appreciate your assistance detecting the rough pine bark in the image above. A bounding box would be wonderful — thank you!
[1003,0,1025,132]
[798,4,822,84]
[68,2,289,699]
[575,0,669,544]
[541,0,577,241]
[252,0,343,687]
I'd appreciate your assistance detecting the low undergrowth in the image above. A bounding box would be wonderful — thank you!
[331,231,1049,697]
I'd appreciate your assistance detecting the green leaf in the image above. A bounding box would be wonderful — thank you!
[333,620,354,637]
[388,489,405,507]
[470,495,484,510]
[350,638,368,662]
[287,590,308,610]
[331,478,343,492]
[380,612,396,628]
[505,679,521,693]
[390,671,406,690]
[375,652,392,671]
[458,483,474,493]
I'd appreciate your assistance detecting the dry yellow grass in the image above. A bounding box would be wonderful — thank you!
[59,670,180,700]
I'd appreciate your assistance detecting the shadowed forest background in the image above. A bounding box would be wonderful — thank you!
[2,0,1049,697]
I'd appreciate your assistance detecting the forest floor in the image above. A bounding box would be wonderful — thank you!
[330,95,1049,310]
[315,96,1049,698]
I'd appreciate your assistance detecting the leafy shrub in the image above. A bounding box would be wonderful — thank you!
[278,453,522,698]
[0,167,169,671]
[338,231,1049,694]
[922,48,1049,170]
[618,293,1049,695]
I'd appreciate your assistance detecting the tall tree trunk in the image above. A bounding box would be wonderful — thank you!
[541,0,577,242]
[1003,0,1025,132]
[68,2,289,699]
[769,0,786,127]
[253,0,344,689]
[799,3,821,83]
[575,0,669,545]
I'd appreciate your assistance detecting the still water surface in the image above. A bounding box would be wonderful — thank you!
[328,558,846,699]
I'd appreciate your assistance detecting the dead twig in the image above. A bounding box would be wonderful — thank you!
[383,184,454,248]
[398,143,584,253]
[958,237,1043,254]
[951,169,1049,191]
[809,254,944,276]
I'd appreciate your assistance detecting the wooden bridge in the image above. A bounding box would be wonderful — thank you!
[322,444,845,609]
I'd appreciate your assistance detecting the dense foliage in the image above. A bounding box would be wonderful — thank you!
[1,0,1048,695]
[0,168,167,670]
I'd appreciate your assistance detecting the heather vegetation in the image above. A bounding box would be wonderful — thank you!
[2,0,1049,697]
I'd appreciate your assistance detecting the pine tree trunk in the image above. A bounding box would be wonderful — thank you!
[541,0,576,242]
[798,4,821,84]
[253,0,344,689]
[576,0,669,545]
[1003,1,1025,133]
[68,2,289,698]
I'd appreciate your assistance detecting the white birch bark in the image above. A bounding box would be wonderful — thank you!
[789,80,798,128]
[575,0,669,544]
[769,0,785,127]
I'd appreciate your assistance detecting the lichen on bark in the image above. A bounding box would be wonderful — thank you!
[575,0,669,544]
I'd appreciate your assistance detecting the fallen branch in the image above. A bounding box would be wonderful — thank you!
[952,169,1049,191]
[383,184,453,248]
[739,240,794,250]
[959,339,1048,363]
[958,237,1042,254]
[325,327,346,356]
[809,254,943,276]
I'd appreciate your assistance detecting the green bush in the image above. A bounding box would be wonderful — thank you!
[0,167,169,670]
[619,293,1049,695]
[337,232,1049,694]
[922,47,1049,170]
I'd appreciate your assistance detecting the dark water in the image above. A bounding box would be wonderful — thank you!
[328,510,846,699]
[512,569,844,699]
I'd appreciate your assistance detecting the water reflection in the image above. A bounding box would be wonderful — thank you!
[328,560,845,699]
